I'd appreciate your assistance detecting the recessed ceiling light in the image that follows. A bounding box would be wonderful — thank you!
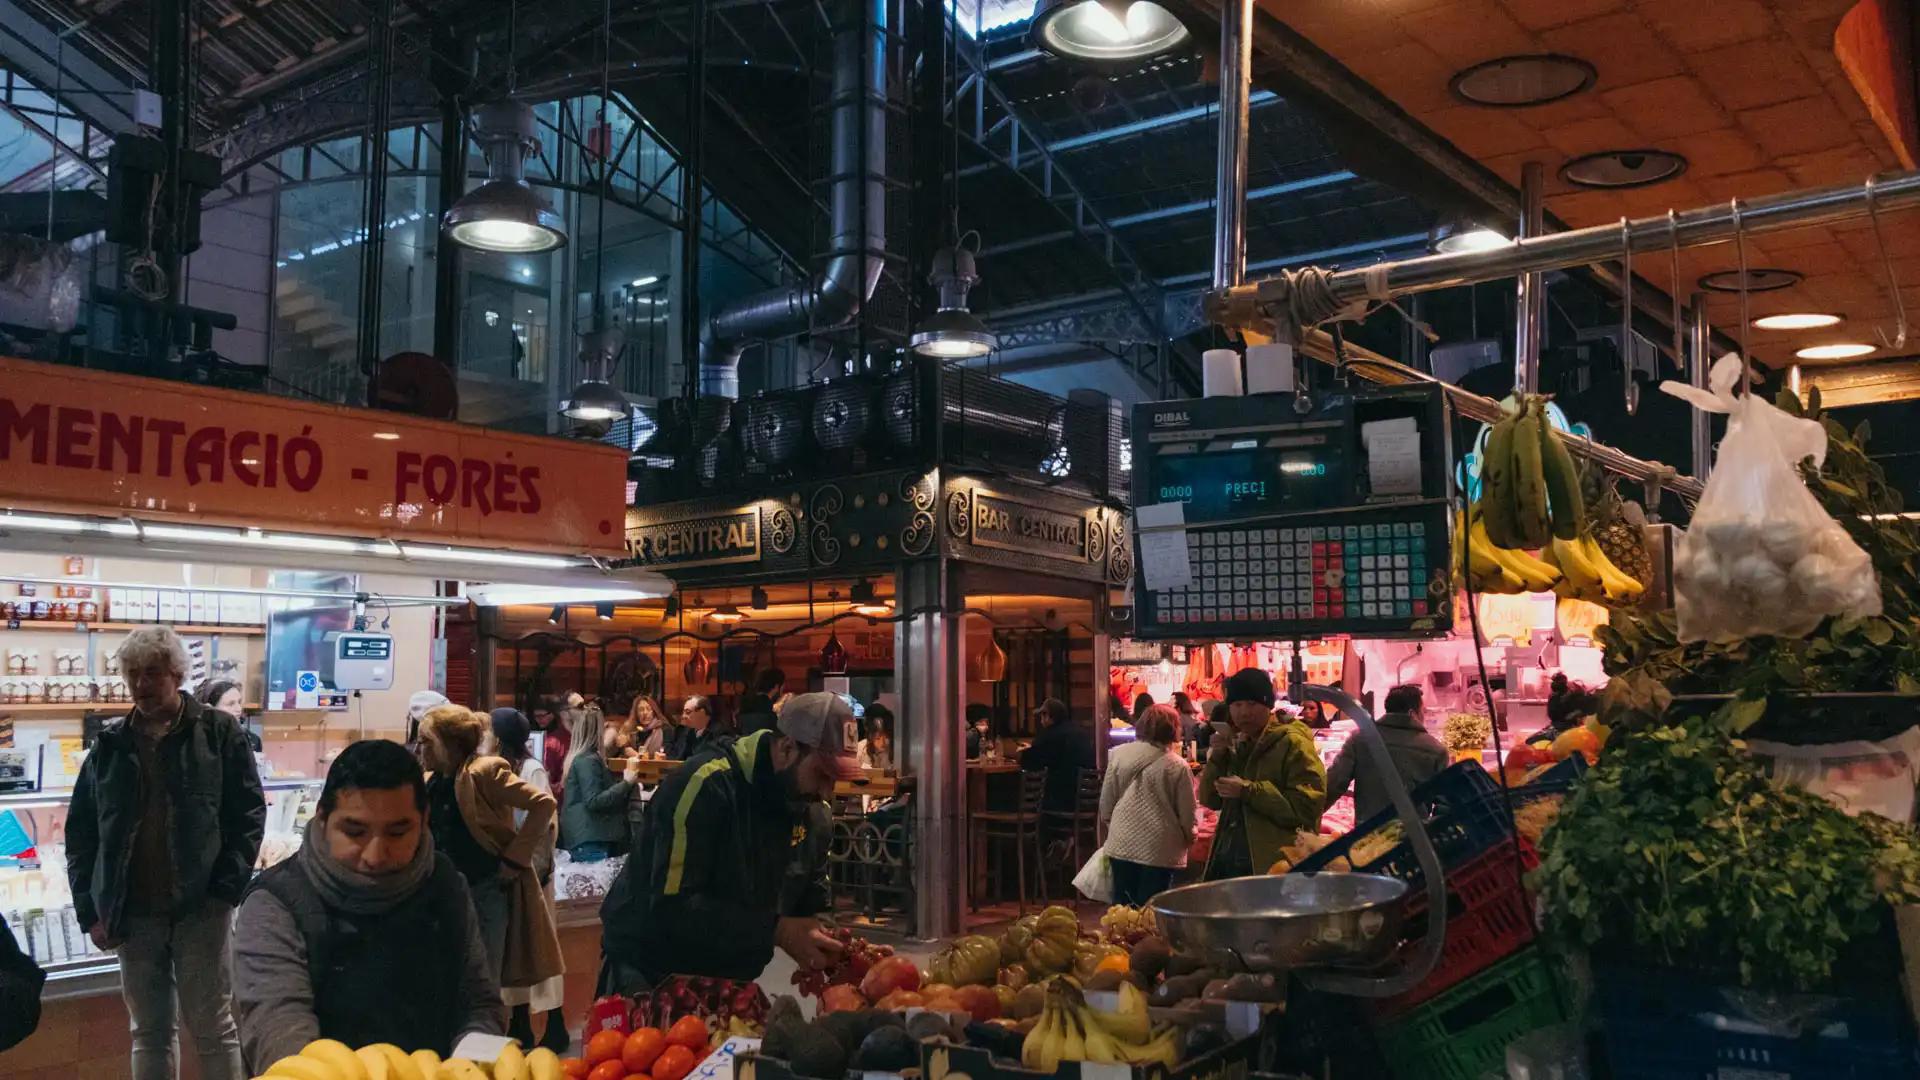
[1431,224,1513,254]
[1795,343,1876,361]
[1700,268,1802,293]
[1754,313,1843,331]
[1561,149,1688,189]
[372,432,401,440]
[1450,54,1596,107]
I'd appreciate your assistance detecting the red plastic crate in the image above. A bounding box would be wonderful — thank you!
[1370,838,1539,1020]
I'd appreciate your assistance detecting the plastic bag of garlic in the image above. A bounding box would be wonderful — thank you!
[1659,354,1881,643]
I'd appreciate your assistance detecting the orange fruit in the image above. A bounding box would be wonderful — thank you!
[562,1059,592,1079]
[586,1029,629,1067]
[589,1060,629,1080]
[623,1028,667,1074]
[653,1045,699,1080]
[665,1014,710,1050]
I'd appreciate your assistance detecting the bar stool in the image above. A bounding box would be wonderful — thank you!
[974,769,1047,912]
[1043,767,1103,894]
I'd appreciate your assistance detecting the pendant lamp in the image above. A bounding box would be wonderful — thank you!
[820,630,849,675]
[443,101,567,254]
[1030,0,1191,65]
[911,246,995,359]
[974,632,1008,683]
[682,642,711,685]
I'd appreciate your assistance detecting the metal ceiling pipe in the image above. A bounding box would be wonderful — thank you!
[698,0,888,398]
[1208,169,1920,325]
[1689,293,1713,482]
[1512,161,1545,396]
[1211,0,1253,291]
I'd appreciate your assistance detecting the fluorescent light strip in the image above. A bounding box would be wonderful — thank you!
[399,545,580,569]
[0,513,139,536]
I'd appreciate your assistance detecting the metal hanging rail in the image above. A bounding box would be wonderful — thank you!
[1208,170,1920,328]
[1297,330,1703,501]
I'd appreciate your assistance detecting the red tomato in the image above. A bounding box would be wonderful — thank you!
[653,1045,699,1080]
[859,955,922,1002]
[623,1028,667,1073]
[586,1029,630,1067]
[664,1014,710,1050]
[589,1060,629,1080]
[625,1075,652,1080]
[562,1060,592,1080]
[818,984,868,1014]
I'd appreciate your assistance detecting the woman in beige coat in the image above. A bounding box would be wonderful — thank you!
[419,706,563,1008]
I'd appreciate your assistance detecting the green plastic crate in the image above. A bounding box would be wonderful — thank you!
[1374,946,1569,1080]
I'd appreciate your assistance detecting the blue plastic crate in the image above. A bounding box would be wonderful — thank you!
[1291,757,1579,891]
[1594,965,1917,1079]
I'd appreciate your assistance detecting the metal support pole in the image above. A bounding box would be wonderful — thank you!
[431,33,469,366]
[1512,161,1545,395]
[1211,0,1252,291]
[1209,170,1920,326]
[356,0,395,376]
[898,557,963,940]
[680,0,708,403]
[1689,293,1714,481]
[153,0,191,366]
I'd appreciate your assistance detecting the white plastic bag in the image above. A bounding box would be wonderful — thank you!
[1072,847,1114,902]
[1659,354,1880,643]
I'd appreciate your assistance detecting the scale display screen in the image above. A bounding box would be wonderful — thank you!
[1129,384,1454,640]
[1149,440,1344,518]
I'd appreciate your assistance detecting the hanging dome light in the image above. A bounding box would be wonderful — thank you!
[707,602,747,625]
[849,579,892,618]
[444,102,567,253]
[560,323,630,421]
[911,245,995,359]
[1030,0,1190,64]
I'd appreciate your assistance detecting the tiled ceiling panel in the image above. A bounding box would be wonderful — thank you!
[1258,0,1919,368]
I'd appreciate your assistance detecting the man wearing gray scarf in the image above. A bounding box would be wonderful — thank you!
[230,740,504,1069]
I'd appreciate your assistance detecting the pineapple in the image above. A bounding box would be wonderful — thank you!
[1592,478,1654,586]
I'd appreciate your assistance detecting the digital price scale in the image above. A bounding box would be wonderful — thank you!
[1130,383,1455,641]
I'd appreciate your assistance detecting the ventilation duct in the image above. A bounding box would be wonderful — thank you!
[697,0,888,399]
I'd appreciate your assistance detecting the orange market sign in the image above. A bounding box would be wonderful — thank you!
[0,356,629,556]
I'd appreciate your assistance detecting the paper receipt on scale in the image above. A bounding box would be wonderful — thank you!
[1362,418,1422,497]
[1135,502,1193,590]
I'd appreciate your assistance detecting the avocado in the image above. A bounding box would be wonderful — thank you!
[857,1009,907,1041]
[789,1024,850,1080]
[1129,937,1172,982]
[816,1011,868,1057]
[768,995,806,1032]
[1221,973,1279,1003]
[762,1015,808,1061]
[1149,973,1209,1006]
[904,1010,953,1043]
[853,1025,920,1072]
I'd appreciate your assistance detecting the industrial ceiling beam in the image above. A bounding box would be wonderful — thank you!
[0,0,141,133]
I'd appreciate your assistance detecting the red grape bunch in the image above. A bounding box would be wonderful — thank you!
[789,926,894,999]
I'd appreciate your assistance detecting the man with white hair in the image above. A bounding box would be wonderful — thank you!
[66,626,265,1080]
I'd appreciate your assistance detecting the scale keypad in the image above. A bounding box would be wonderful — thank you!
[1152,519,1433,628]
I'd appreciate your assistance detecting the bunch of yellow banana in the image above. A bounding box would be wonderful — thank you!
[1543,534,1646,604]
[1021,977,1181,1070]
[1458,507,1560,595]
[253,1039,564,1080]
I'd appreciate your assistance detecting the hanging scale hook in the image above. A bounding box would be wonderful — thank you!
[1620,216,1638,415]
[1864,174,1910,351]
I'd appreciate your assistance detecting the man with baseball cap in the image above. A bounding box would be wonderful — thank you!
[1199,668,1326,878]
[596,692,855,991]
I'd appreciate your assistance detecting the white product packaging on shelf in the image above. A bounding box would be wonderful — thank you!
[26,910,51,962]
[138,590,158,622]
[189,594,211,624]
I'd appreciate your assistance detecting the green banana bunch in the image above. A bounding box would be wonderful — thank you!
[1510,399,1552,549]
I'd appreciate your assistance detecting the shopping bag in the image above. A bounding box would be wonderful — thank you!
[1072,846,1114,902]
[1660,354,1880,643]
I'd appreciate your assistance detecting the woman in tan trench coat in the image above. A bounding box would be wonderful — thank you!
[418,706,563,1009]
